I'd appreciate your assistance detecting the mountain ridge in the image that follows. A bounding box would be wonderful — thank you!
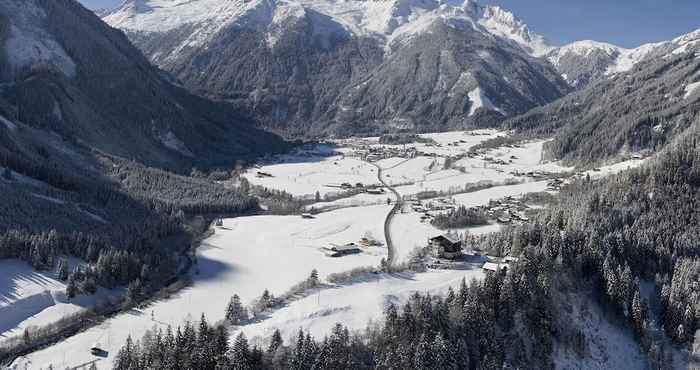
[102,0,569,136]
[506,26,700,164]
[0,0,285,171]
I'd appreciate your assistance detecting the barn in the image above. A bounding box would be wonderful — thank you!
[323,243,362,257]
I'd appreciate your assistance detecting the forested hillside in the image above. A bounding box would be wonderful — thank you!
[0,2,287,359]
[505,30,700,164]
[0,0,284,170]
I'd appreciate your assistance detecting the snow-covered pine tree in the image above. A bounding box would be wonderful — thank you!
[56,258,68,281]
[226,294,247,324]
[432,333,456,370]
[65,273,78,298]
[413,334,433,370]
[230,332,251,370]
[308,269,320,288]
[288,329,307,370]
[268,328,283,354]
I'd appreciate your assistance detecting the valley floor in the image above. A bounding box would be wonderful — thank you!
[8,130,649,370]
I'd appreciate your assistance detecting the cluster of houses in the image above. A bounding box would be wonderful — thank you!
[509,170,552,180]
[350,145,418,162]
[483,156,516,166]
[410,194,529,225]
[409,198,456,223]
[408,192,536,226]
[324,182,386,196]
[484,196,530,224]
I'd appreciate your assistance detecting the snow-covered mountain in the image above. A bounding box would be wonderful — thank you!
[546,29,700,90]
[0,0,283,170]
[506,27,700,163]
[105,0,553,58]
[103,0,569,136]
[546,40,661,89]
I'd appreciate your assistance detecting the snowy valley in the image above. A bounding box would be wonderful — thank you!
[8,130,649,369]
[1,0,700,369]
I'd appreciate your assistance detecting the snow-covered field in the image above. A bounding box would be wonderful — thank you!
[0,259,114,340]
[450,181,550,208]
[305,191,393,212]
[469,140,571,173]
[241,268,485,345]
[243,155,379,197]
[583,157,647,180]
[392,167,514,196]
[11,205,389,369]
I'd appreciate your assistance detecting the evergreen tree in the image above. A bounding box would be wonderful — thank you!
[413,334,433,370]
[195,314,215,369]
[631,288,645,336]
[226,294,248,325]
[114,335,136,370]
[231,332,251,370]
[250,345,264,370]
[432,334,455,370]
[65,273,78,299]
[56,258,68,281]
[214,324,230,358]
[268,328,283,354]
[289,329,307,370]
[308,269,320,288]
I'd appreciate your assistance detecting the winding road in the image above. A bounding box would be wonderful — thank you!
[370,162,403,266]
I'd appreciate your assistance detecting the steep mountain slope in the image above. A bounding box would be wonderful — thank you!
[0,0,284,172]
[546,40,660,89]
[104,0,569,136]
[0,4,286,355]
[506,29,700,164]
[0,0,286,247]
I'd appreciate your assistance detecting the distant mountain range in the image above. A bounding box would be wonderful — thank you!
[102,0,572,136]
[102,0,699,141]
